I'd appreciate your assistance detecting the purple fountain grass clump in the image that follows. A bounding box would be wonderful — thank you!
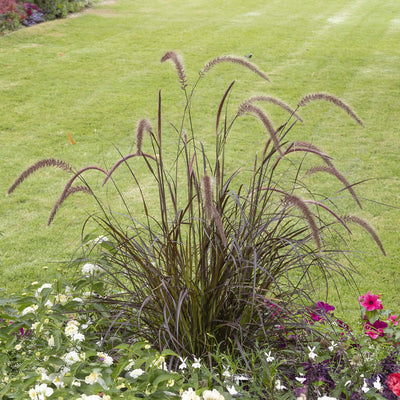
[7,52,386,369]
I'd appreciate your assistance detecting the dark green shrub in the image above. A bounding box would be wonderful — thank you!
[32,0,92,19]
[9,53,385,365]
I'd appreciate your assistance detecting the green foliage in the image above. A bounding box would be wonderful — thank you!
[31,0,92,20]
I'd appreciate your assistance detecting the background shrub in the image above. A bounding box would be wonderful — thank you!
[0,0,26,33]
[31,0,92,20]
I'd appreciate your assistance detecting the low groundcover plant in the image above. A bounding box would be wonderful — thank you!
[1,275,400,399]
[6,52,391,398]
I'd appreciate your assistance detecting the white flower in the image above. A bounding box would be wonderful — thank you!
[181,387,200,400]
[318,396,338,400]
[96,235,108,243]
[72,332,85,342]
[328,341,337,352]
[14,344,22,351]
[65,286,72,294]
[44,300,53,308]
[55,294,69,305]
[297,394,307,400]
[178,357,187,370]
[233,374,249,384]
[88,235,109,245]
[167,379,174,387]
[65,324,79,337]
[28,383,54,400]
[361,378,370,393]
[192,357,201,369]
[52,374,64,388]
[77,395,102,400]
[72,379,81,387]
[72,297,84,303]
[226,385,238,396]
[373,376,383,391]
[307,346,317,361]
[21,304,39,316]
[124,359,135,371]
[82,263,102,275]
[264,350,275,362]
[31,321,40,330]
[63,350,81,366]
[202,388,225,400]
[129,368,145,379]
[85,372,100,385]
[97,352,113,367]
[35,283,52,297]
[47,335,55,348]
[295,374,307,384]
[35,367,49,381]
[275,379,287,390]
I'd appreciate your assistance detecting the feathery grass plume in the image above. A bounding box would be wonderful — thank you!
[201,55,270,82]
[8,158,73,195]
[238,102,282,155]
[285,194,321,249]
[342,215,386,255]
[305,165,362,208]
[136,118,152,155]
[160,51,187,90]
[298,92,364,126]
[211,205,227,247]
[275,141,334,167]
[244,95,303,122]
[202,175,213,221]
[48,166,108,225]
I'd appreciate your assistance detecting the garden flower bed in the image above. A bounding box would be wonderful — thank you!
[1,266,400,399]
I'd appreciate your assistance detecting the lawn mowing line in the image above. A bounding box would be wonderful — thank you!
[268,0,368,77]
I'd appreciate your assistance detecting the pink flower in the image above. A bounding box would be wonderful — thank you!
[359,291,383,311]
[388,314,399,326]
[365,329,379,339]
[387,373,400,396]
[364,319,387,339]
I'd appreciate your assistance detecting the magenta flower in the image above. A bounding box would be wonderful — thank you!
[388,314,399,326]
[316,301,335,313]
[364,319,387,339]
[365,329,379,339]
[359,291,383,311]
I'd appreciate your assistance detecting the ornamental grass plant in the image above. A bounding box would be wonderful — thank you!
[8,53,385,368]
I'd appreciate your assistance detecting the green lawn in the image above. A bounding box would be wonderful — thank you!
[1,0,400,326]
